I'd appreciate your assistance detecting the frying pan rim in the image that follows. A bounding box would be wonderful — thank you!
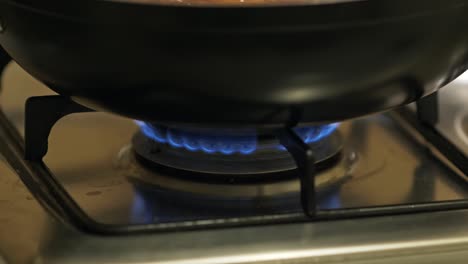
[2,0,468,30]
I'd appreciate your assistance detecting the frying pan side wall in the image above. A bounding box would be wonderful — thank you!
[0,0,468,126]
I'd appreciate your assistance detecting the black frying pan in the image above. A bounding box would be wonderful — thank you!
[0,0,468,127]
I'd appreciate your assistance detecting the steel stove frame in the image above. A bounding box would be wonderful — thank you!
[1,54,468,235]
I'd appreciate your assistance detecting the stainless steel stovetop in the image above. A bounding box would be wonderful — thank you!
[1,62,468,263]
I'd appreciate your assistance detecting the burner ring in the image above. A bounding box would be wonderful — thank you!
[132,129,343,177]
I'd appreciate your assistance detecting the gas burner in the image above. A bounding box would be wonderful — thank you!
[127,123,357,208]
[132,122,342,176]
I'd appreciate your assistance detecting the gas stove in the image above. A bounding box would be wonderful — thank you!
[1,62,468,264]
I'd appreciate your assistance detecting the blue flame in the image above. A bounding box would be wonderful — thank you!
[165,128,257,155]
[135,121,339,155]
[277,123,340,151]
[135,121,167,143]
[294,123,340,144]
